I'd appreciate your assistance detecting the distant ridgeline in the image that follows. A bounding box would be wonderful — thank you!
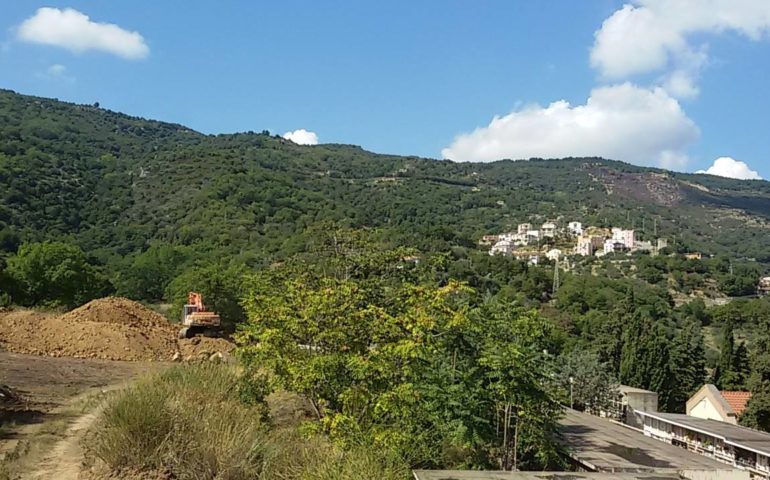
[1,88,770,267]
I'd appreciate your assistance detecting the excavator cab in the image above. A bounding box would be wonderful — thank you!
[178,292,222,339]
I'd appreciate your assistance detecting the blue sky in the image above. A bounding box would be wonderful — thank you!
[1,1,769,179]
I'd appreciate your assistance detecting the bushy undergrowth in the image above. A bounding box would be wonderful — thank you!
[85,363,409,480]
[85,363,266,480]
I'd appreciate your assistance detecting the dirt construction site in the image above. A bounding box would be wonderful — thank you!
[0,297,236,479]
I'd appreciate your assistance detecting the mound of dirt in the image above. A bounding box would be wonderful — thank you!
[178,337,235,361]
[59,297,170,328]
[0,299,179,361]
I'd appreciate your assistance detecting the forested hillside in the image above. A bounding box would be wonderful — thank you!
[7,88,770,471]
[2,88,770,271]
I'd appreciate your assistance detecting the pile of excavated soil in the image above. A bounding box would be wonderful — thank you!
[0,298,179,361]
[178,336,236,361]
[59,297,170,328]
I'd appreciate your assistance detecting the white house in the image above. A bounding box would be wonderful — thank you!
[517,223,532,235]
[568,221,583,236]
[546,249,562,261]
[687,385,752,425]
[526,230,541,243]
[489,240,513,256]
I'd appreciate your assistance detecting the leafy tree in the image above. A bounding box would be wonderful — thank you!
[730,342,751,389]
[712,321,749,390]
[237,255,562,470]
[556,349,618,413]
[0,259,13,307]
[6,241,109,308]
[116,243,189,302]
[619,306,680,411]
[741,324,770,431]
[669,318,707,412]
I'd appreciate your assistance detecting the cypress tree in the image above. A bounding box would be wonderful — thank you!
[714,320,735,389]
[669,318,707,412]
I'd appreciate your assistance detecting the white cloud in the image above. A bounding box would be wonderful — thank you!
[17,7,149,60]
[696,156,762,180]
[47,64,67,77]
[591,0,770,97]
[282,129,319,145]
[36,63,75,83]
[441,83,698,168]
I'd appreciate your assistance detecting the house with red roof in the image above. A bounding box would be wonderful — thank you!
[687,384,752,425]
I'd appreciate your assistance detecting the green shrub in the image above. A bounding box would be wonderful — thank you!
[86,363,409,480]
[86,363,267,480]
[260,429,410,480]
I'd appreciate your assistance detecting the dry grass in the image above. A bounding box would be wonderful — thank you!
[84,363,410,480]
[84,363,265,480]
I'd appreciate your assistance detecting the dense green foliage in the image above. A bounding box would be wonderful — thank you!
[237,238,562,471]
[85,363,408,480]
[2,89,770,311]
[3,88,770,454]
[6,241,109,308]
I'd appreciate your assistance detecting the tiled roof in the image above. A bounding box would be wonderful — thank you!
[721,390,752,416]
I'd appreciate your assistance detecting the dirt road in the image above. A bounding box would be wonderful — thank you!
[1,350,165,479]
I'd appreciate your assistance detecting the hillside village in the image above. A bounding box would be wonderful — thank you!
[481,220,670,264]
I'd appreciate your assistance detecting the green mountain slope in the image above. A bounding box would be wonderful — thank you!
[1,88,770,267]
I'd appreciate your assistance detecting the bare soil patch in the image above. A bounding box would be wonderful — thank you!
[0,298,179,361]
[178,336,235,360]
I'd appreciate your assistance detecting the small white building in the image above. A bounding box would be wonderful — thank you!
[604,239,628,255]
[546,249,562,261]
[687,384,752,426]
[517,223,532,235]
[526,230,541,243]
[635,240,654,252]
[568,221,583,236]
[489,239,513,256]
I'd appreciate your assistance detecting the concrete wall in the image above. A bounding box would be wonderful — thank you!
[627,391,658,412]
[624,391,658,428]
[678,469,751,480]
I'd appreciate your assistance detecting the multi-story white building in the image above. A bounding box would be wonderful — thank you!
[541,222,557,238]
[567,221,583,236]
[517,223,532,235]
[612,228,636,249]
[526,229,541,243]
[576,235,604,256]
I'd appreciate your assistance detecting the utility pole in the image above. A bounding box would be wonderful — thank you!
[569,376,575,409]
[654,218,658,237]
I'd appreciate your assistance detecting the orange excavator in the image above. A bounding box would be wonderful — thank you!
[178,292,222,339]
